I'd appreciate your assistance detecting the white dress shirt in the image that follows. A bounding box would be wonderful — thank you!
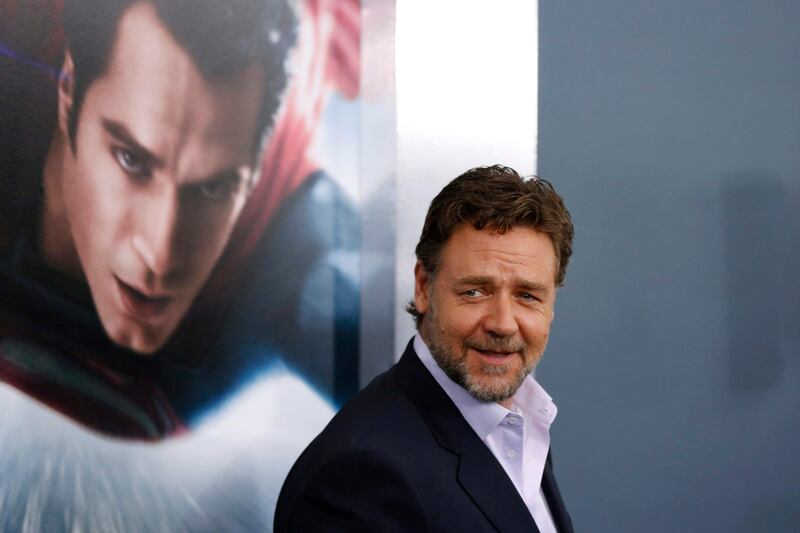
[414,335,559,533]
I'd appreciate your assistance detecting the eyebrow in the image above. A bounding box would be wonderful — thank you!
[194,169,247,189]
[454,276,493,288]
[517,280,552,294]
[102,119,163,169]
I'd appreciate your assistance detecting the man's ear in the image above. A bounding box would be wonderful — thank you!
[58,50,76,137]
[413,262,431,315]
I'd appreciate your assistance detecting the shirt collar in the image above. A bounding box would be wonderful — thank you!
[413,335,557,441]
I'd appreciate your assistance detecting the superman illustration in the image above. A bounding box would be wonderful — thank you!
[1,0,362,528]
[0,0,361,442]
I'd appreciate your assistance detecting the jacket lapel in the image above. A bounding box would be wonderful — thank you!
[542,452,574,533]
[395,343,540,532]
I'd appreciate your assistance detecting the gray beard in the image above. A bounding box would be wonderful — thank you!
[421,319,536,405]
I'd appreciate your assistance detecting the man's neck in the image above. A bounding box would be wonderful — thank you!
[39,130,83,279]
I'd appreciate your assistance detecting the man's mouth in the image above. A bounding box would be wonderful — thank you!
[115,277,172,321]
[477,350,513,357]
[468,347,519,364]
[465,339,527,365]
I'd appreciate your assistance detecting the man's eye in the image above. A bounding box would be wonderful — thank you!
[519,292,540,302]
[113,147,148,177]
[463,289,483,297]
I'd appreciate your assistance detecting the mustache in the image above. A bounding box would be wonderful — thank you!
[463,337,527,354]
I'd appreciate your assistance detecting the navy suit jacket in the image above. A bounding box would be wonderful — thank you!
[275,341,574,532]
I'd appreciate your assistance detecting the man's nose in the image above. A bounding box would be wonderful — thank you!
[483,295,518,337]
[132,190,184,278]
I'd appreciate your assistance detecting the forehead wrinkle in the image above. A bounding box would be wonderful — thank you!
[469,248,546,270]
[465,236,545,255]
[454,248,556,289]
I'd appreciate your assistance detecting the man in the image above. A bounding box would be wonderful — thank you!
[276,165,575,532]
[0,0,359,438]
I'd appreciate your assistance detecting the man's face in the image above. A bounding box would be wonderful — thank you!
[57,2,264,354]
[414,224,558,406]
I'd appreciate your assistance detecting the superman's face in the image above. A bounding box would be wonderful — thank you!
[51,3,263,353]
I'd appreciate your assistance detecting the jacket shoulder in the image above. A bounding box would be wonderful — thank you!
[300,364,428,460]
[274,364,444,532]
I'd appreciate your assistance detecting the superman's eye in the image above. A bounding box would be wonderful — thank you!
[113,147,149,178]
[200,181,233,201]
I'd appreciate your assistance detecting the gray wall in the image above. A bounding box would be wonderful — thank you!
[538,1,800,531]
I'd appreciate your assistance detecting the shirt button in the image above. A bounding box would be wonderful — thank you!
[506,449,517,458]
[539,407,550,415]
[507,416,521,426]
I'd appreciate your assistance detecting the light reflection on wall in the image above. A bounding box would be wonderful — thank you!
[393,1,539,354]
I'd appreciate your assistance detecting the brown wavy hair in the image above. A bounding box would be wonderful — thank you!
[406,164,574,327]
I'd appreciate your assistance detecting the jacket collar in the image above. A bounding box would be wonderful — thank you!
[395,340,541,533]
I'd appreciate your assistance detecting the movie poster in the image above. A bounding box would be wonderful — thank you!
[0,0,362,529]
